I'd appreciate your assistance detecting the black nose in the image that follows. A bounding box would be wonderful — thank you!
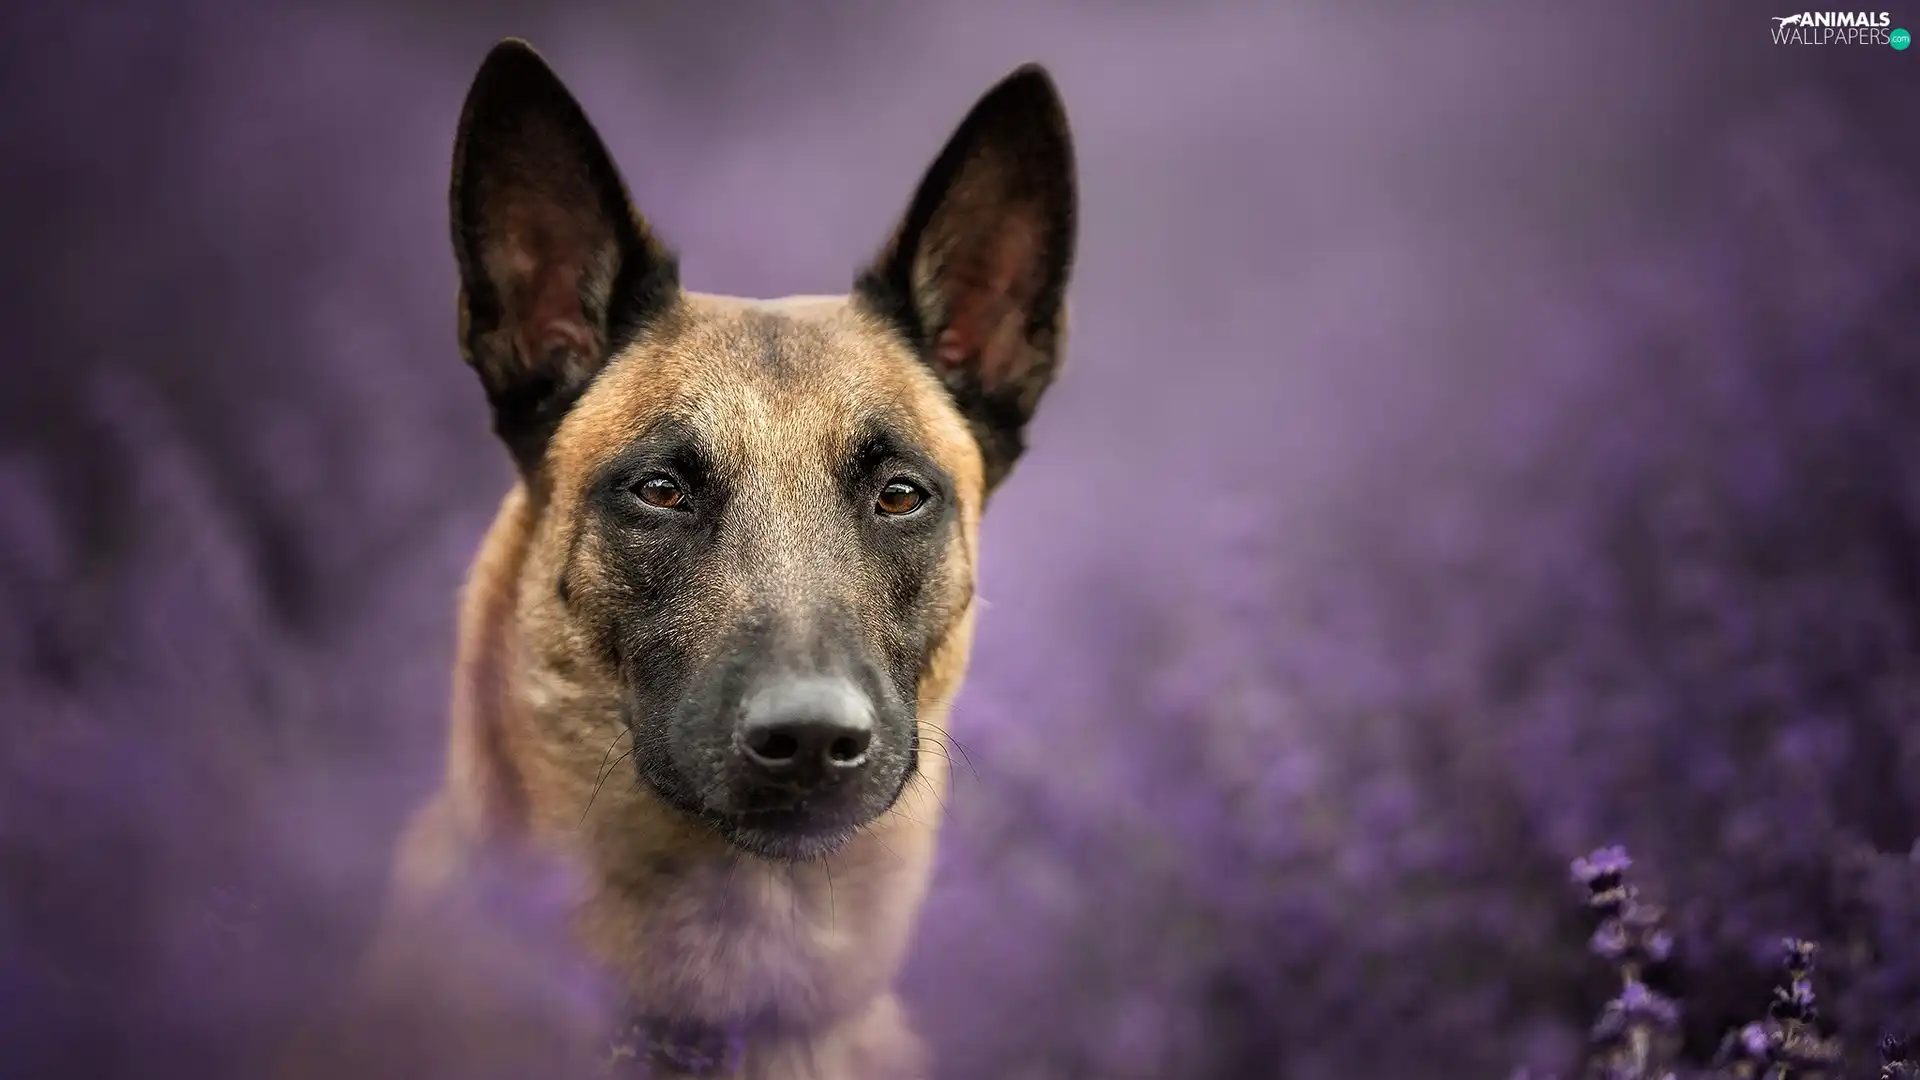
[736,677,874,791]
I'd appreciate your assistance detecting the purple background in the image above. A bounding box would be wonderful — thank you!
[3,1,1917,1077]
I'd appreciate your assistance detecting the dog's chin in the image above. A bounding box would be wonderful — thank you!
[719,810,866,862]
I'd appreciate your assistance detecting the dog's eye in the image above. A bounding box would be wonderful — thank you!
[634,476,686,509]
[876,480,927,517]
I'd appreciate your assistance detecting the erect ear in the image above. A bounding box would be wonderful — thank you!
[450,39,679,473]
[854,64,1078,492]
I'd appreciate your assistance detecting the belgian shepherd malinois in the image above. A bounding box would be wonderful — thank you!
[280,38,1076,1080]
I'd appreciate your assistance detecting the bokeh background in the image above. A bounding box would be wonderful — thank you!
[3,1,1917,1077]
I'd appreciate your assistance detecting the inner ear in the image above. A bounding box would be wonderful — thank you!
[451,39,679,473]
[856,64,1078,492]
[926,202,1050,388]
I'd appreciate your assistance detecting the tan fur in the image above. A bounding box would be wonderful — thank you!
[281,293,985,1080]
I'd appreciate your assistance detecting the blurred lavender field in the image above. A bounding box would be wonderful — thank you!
[2,1,1916,1077]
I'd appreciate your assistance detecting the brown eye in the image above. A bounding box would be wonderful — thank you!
[635,476,685,509]
[876,480,926,517]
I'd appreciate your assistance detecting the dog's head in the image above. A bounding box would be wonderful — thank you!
[448,41,1075,862]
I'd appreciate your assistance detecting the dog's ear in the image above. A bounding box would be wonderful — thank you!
[450,39,679,473]
[855,64,1078,492]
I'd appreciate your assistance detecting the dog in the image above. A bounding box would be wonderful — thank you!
[277,38,1077,1080]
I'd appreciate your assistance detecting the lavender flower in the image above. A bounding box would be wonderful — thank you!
[1712,938,1845,1080]
[1881,1035,1917,1080]
[1575,846,1683,1080]
[1553,853,1920,1080]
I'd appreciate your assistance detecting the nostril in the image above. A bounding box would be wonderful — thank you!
[827,732,869,765]
[749,728,801,764]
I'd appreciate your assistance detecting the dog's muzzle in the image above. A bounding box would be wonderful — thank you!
[732,676,874,805]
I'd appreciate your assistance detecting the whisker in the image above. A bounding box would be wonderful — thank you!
[821,854,837,933]
[917,721,980,781]
[908,768,956,824]
[583,727,672,820]
[909,730,967,821]
[787,863,802,931]
[590,726,633,780]
[867,830,906,867]
[580,729,639,824]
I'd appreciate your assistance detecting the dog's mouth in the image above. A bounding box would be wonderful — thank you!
[717,806,867,862]
[634,741,915,863]
[706,758,919,861]
[667,756,917,863]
